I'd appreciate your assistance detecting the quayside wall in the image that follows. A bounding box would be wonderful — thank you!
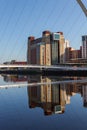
[0,69,87,76]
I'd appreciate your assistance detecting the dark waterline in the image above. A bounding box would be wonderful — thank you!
[1,69,87,77]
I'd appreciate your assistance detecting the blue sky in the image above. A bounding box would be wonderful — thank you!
[0,0,87,63]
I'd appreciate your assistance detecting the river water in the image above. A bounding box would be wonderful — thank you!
[0,74,87,130]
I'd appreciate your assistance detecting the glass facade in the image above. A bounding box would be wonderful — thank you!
[82,36,87,41]
[54,105,61,113]
[53,33,60,40]
[51,41,58,64]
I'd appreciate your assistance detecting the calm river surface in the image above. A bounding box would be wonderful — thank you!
[0,74,87,130]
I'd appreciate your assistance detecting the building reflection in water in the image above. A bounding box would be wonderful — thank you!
[2,74,87,115]
[3,74,28,82]
[27,76,87,116]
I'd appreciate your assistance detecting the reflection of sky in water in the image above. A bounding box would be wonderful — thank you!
[0,75,87,129]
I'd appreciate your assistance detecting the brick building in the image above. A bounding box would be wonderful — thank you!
[66,46,82,63]
[27,30,66,65]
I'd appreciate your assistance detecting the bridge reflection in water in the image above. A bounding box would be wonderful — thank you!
[2,74,87,116]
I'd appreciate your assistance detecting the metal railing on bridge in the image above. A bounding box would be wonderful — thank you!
[0,64,87,71]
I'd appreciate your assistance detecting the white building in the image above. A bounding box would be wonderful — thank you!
[64,40,70,63]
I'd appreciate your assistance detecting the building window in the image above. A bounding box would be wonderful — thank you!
[53,33,60,40]
[82,36,85,41]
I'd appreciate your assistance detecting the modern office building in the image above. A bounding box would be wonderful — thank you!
[82,35,87,59]
[27,30,66,65]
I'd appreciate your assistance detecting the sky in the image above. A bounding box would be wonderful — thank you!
[0,0,87,63]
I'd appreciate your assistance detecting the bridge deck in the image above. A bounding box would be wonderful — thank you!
[0,64,87,71]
